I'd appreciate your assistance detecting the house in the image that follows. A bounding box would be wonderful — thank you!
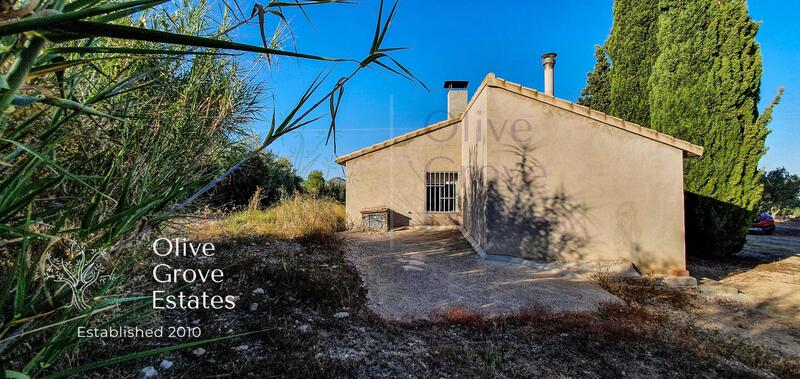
[335,53,704,274]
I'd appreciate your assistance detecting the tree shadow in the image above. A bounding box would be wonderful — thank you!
[474,144,590,261]
[462,146,487,248]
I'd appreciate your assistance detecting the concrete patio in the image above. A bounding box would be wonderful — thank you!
[344,228,621,320]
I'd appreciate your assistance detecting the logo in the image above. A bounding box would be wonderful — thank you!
[45,243,112,310]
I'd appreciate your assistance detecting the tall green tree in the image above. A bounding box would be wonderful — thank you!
[303,170,327,196]
[760,167,800,215]
[577,45,612,113]
[649,0,782,257]
[606,0,660,126]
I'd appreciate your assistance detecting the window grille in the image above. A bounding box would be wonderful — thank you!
[425,172,458,213]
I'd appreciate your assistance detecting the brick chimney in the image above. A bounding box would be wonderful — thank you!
[444,80,469,118]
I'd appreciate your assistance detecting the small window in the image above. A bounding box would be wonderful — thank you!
[425,172,458,213]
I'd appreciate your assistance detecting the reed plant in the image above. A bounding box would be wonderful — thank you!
[0,0,420,375]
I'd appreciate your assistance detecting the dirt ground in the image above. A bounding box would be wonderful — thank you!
[684,221,800,359]
[344,228,620,319]
[688,222,800,321]
[46,227,799,378]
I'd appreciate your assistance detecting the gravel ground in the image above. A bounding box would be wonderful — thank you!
[344,228,620,320]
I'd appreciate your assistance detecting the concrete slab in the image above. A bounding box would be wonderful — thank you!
[344,228,622,320]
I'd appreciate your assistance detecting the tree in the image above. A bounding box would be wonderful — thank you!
[208,150,302,209]
[760,167,800,216]
[606,0,660,127]
[303,170,327,196]
[326,181,346,203]
[577,45,612,113]
[649,0,782,257]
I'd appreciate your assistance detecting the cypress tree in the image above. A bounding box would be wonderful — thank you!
[649,0,782,257]
[577,45,612,113]
[606,0,660,126]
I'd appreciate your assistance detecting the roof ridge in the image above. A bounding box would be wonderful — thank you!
[336,72,704,165]
[487,75,704,157]
[335,118,460,164]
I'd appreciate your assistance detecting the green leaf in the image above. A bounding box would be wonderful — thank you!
[45,21,344,62]
[1,139,115,201]
[4,369,31,379]
[0,0,167,37]
[11,96,122,120]
[63,0,105,12]
[43,46,232,56]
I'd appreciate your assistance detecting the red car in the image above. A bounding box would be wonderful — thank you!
[750,212,775,235]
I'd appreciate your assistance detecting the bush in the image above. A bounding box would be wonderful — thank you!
[207,149,302,210]
[300,170,346,203]
[684,192,752,258]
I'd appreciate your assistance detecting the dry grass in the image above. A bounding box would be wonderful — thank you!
[192,196,346,242]
[593,273,695,308]
[434,308,488,327]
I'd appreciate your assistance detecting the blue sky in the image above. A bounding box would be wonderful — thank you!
[232,0,799,179]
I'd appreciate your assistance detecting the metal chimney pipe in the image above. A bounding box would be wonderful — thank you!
[541,52,557,96]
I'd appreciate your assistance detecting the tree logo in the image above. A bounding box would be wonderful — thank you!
[44,243,112,310]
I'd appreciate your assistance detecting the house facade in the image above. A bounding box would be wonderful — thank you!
[336,56,703,274]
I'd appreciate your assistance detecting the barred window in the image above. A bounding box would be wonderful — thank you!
[425,172,458,213]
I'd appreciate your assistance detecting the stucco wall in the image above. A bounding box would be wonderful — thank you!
[480,86,686,273]
[343,122,462,227]
[460,87,489,248]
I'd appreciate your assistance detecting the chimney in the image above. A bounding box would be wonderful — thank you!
[444,80,469,118]
[541,52,557,96]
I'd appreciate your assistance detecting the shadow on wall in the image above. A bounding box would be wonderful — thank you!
[614,202,665,271]
[462,146,488,247]
[482,144,590,261]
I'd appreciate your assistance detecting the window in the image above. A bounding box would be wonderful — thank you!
[425,172,458,213]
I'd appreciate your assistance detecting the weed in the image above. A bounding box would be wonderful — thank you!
[593,273,695,308]
[433,307,487,327]
[192,196,346,244]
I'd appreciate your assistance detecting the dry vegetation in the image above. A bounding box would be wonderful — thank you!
[23,199,793,377]
[54,200,797,378]
[191,196,347,242]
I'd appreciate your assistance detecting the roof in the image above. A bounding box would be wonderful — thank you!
[360,206,389,214]
[335,118,461,164]
[336,73,704,164]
